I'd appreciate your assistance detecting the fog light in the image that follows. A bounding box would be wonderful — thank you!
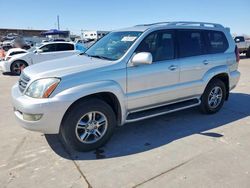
[23,113,43,121]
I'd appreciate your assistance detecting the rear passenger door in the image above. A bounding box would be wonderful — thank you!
[177,29,210,99]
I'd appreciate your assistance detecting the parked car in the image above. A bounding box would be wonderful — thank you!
[4,48,27,61]
[234,36,250,57]
[12,37,31,50]
[1,40,13,51]
[11,22,240,151]
[0,42,82,75]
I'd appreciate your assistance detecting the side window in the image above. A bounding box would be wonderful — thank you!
[40,44,57,53]
[206,31,229,54]
[177,30,205,58]
[56,43,74,51]
[136,30,175,62]
[234,36,244,43]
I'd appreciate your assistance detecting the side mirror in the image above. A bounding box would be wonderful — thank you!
[131,52,153,66]
[36,49,43,54]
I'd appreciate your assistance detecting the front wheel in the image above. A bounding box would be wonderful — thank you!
[10,61,28,75]
[60,98,116,152]
[199,79,226,114]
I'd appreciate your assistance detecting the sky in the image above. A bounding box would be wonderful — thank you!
[0,0,249,35]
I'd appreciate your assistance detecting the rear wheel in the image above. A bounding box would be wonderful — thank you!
[10,60,28,75]
[246,47,250,58]
[60,98,116,152]
[200,79,226,114]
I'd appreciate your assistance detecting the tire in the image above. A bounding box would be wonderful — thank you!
[10,60,28,75]
[60,98,116,152]
[246,48,250,58]
[199,79,226,114]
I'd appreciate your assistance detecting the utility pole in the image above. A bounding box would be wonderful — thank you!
[57,15,60,30]
[81,29,84,39]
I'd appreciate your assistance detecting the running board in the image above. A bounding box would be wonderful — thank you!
[126,98,201,123]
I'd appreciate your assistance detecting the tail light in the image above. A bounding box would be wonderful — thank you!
[235,46,240,63]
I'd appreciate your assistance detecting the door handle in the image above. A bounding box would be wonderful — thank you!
[203,60,209,65]
[168,65,177,71]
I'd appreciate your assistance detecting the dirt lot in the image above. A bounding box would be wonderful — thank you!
[0,57,250,188]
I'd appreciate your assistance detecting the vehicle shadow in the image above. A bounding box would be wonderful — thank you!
[45,92,250,160]
[240,55,250,60]
[2,72,19,76]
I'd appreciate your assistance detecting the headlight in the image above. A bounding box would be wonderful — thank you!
[25,78,60,98]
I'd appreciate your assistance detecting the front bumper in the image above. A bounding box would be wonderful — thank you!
[11,84,72,134]
[0,60,10,73]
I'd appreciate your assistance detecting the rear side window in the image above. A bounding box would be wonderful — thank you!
[177,30,206,58]
[10,51,26,56]
[136,30,175,62]
[56,43,74,51]
[206,31,228,54]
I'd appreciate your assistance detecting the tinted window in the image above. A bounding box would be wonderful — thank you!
[177,30,205,58]
[56,43,74,51]
[40,44,57,52]
[136,30,175,62]
[10,51,26,56]
[206,31,228,54]
[234,36,244,43]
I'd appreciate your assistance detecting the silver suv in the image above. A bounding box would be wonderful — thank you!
[11,22,240,151]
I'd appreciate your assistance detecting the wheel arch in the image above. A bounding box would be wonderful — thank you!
[206,73,229,100]
[10,59,29,74]
[61,92,123,127]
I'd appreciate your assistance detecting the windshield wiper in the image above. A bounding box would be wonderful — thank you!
[88,55,115,61]
[79,52,115,61]
[79,52,88,56]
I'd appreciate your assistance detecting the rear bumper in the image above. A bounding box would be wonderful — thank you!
[0,60,10,73]
[229,70,240,90]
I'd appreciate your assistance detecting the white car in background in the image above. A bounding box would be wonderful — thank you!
[4,48,27,61]
[0,42,81,75]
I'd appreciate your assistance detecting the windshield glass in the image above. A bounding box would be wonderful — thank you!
[27,43,43,52]
[84,31,142,61]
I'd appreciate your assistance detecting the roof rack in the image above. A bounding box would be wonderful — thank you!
[135,22,171,27]
[168,21,224,28]
[135,21,224,28]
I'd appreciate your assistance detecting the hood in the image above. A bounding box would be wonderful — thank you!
[8,48,27,54]
[5,48,27,58]
[23,54,113,79]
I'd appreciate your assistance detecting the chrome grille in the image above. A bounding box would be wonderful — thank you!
[19,73,30,93]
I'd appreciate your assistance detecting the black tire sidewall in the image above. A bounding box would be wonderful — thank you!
[10,60,27,75]
[60,98,116,152]
[246,48,250,58]
[200,79,226,114]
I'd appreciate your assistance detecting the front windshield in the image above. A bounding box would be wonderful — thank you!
[27,46,37,52]
[84,31,142,61]
[27,43,43,53]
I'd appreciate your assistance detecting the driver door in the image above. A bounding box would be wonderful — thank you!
[127,30,180,111]
[34,43,57,63]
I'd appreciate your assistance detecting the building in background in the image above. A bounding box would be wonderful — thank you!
[0,28,47,40]
[82,30,109,40]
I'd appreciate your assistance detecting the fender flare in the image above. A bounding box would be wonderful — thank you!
[53,80,127,125]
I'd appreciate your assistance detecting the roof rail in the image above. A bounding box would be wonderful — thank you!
[167,21,224,28]
[135,21,224,29]
[135,22,171,27]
